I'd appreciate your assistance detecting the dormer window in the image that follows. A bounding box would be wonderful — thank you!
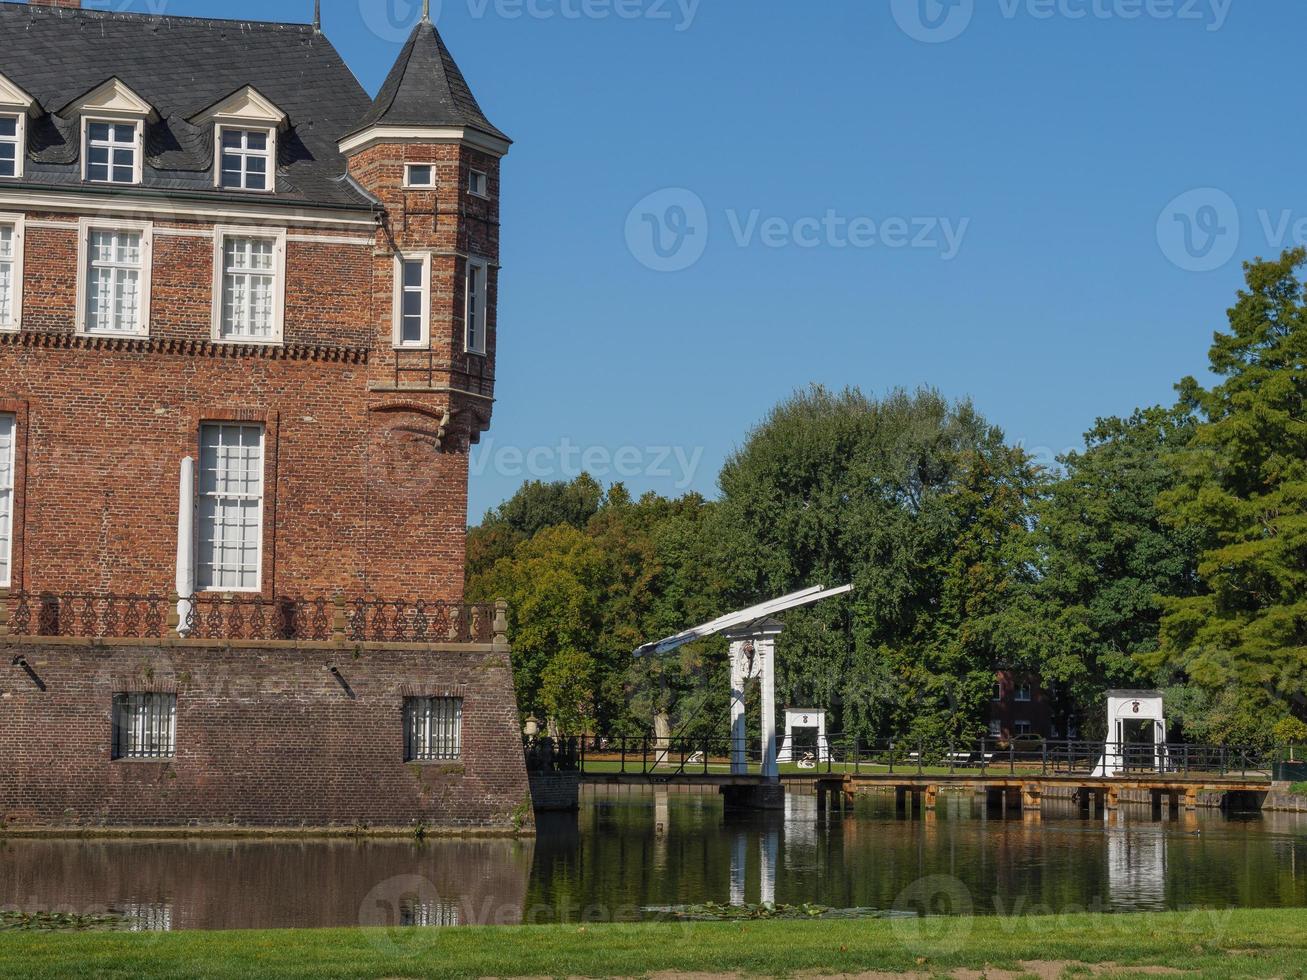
[84,121,141,184]
[0,71,37,181]
[219,128,273,192]
[0,116,20,179]
[405,164,435,189]
[189,86,287,196]
[60,78,154,187]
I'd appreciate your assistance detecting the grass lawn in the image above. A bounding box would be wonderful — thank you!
[2,908,1306,979]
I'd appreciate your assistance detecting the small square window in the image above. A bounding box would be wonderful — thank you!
[1015,683,1033,703]
[404,697,462,762]
[405,164,435,188]
[112,693,177,760]
[1014,720,1033,736]
[988,720,1002,738]
[467,169,488,198]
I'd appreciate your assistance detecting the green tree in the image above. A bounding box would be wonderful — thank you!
[1151,249,1307,725]
[1025,408,1202,733]
[467,474,604,578]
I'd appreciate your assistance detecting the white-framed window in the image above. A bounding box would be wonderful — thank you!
[404,697,463,762]
[1014,720,1033,736]
[1015,682,1033,703]
[196,422,265,593]
[467,169,488,198]
[76,219,152,337]
[112,693,177,760]
[991,681,1003,702]
[393,252,430,349]
[217,127,274,192]
[0,214,21,331]
[83,119,141,185]
[0,413,14,588]
[988,719,1002,738]
[464,256,488,355]
[212,227,286,343]
[404,164,435,188]
[0,114,22,180]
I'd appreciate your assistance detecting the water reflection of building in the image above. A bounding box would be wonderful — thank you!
[0,839,533,931]
[400,901,461,928]
[1106,829,1167,909]
[727,822,781,906]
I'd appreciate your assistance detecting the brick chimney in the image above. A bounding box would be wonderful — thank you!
[29,0,83,7]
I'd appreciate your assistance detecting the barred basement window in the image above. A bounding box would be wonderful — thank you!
[112,693,177,760]
[404,697,463,762]
[0,414,14,587]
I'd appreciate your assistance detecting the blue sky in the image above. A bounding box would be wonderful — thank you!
[108,0,1295,518]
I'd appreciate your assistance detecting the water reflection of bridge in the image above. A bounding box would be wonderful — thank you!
[579,770,1272,818]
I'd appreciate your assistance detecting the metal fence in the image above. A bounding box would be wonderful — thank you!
[548,735,1276,780]
[0,590,499,644]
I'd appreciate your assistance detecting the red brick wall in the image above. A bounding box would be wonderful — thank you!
[0,135,503,600]
[0,639,533,832]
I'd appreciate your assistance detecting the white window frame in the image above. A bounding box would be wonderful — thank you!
[0,212,22,332]
[0,112,23,180]
[112,692,177,760]
[392,252,431,349]
[404,164,436,189]
[467,169,488,198]
[404,697,463,762]
[464,256,489,355]
[75,217,153,338]
[211,226,287,345]
[0,413,14,589]
[1015,683,1033,703]
[987,719,1002,738]
[1014,720,1033,736]
[195,422,266,594]
[215,125,276,193]
[81,117,143,185]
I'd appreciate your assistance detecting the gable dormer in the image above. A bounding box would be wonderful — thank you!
[59,78,156,186]
[0,72,38,181]
[190,86,287,192]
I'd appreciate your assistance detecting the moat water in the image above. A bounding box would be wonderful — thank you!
[2,788,1305,931]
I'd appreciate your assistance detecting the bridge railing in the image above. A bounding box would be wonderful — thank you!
[543,735,1275,780]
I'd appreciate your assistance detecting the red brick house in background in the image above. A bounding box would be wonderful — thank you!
[0,0,530,831]
[988,670,1059,741]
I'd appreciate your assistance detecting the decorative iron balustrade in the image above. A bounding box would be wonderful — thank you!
[0,590,501,644]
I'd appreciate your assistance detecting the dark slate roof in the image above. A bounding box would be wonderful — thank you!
[352,19,508,143]
[0,1,377,210]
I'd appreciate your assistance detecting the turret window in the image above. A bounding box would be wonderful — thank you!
[467,169,488,198]
[84,120,141,185]
[393,253,430,349]
[404,164,435,188]
[464,257,488,355]
[218,127,273,192]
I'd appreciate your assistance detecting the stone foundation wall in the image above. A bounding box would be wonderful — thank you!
[0,638,532,834]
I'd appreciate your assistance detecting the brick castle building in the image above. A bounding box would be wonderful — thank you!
[0,0,531,832]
